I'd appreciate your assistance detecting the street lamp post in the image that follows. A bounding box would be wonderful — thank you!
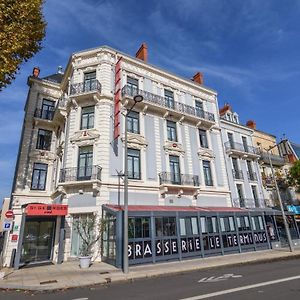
[123,94,143,274]
[266,145,294,252]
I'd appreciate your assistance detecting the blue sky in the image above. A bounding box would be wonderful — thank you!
[0,0,300,203]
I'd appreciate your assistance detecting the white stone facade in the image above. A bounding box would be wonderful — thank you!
[3,46,232,266]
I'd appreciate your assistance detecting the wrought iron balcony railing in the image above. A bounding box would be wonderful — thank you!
[247,171,258,181]
[225,141,260,155]
[232,169,244,180]
[122,85,215,122]
[59,165,102,183]
[259,151,286,166]
[234,198,264,208]
[34,108,55,120]
[70,79,101,95]
[159,172,200,186]
[233,198,246,208]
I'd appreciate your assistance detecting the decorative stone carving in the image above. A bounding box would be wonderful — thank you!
[56,141,64,158]
[121,133,148,150]
[29,149,56,161]
[197,147,215,160]
[164,141,185,156]
[70,129,100,146]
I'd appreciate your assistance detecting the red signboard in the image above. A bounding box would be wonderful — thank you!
[11,234,18,242]
[5,210,14,219]
[113,57,122,141]
[25,204,68,216]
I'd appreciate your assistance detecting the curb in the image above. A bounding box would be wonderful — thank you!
[1,251,300,292]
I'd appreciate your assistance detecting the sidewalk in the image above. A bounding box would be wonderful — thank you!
[1,248,300,291]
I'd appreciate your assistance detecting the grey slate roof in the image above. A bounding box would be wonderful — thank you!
[42,73,64,84]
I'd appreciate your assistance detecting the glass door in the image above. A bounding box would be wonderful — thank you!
[84,71,96,92]
[21,219,56,264]
[169,155,181,184]
[78,146,93,180]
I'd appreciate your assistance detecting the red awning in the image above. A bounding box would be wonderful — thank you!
[105,204,245,213]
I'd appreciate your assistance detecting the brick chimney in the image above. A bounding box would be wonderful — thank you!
[219,103,231,116]
[32,67,40,78]
[246,120,256,129]
[192,72,204,84]
[135,43,148,62]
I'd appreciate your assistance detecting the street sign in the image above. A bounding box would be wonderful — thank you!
[3,221,12,231]
[5,210,14,219]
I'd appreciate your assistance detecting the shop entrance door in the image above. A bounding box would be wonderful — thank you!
[20,219,56,264]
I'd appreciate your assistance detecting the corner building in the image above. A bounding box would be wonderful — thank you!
[4,44,294,268]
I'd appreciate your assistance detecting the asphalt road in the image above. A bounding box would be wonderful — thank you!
[2,257,300,300]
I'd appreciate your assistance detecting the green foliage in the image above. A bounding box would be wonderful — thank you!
[0,0,46,90]
[73,214,106,257]
[288,160,300,192]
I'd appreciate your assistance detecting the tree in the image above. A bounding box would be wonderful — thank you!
[73,214,106,257]
[0,0,46,90]
[288,160,300,192]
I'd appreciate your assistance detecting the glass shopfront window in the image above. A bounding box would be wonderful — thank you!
[128,217,152,261]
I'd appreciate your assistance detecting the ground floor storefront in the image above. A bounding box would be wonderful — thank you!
[102,205,300,268]
[10,204,68,269]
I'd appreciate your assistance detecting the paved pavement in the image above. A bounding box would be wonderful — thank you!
[0,248,300,291]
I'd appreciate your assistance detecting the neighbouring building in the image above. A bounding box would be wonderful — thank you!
[219,105,264,209]
[3,44,299,269]
[278,139,300,203]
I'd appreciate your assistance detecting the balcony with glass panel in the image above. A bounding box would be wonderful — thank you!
[225,141,260,159]
[122,85,215,128]
[159,171,200,196]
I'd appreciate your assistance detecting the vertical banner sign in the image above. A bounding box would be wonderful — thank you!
[113,57,122,156]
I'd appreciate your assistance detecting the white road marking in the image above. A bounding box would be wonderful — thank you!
[71,298,88,300]
[180,274,300,300]
[198,274,242,283]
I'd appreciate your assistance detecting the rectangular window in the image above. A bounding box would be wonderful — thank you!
[155,217,176,237]
[200,217,207,233]
[195,100,204,118]
[227,132,234,148]
[31,163,48,190]
[242,136,249,152]
[251,217,257,230]
[251,185,259,207]
[128,217,150,239]
[203,160,213,186]
[128,148,141,179]
[41,99,55,120]
[229,217,235,231]
[258,216,264,230]
[78,146,93,180]
[127,111,140,134]
[36,129,52,150]
[169,155,180,184]
[199,129,208,148]
[81,106,94,130]
[179,218,186,236]
[84,71,96,92]
[207,217,217,233]
[167,120,177,141]
[191,217,199,235]
[236,184,245,207]
[127,77,139,95]
[164,89,174,109]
